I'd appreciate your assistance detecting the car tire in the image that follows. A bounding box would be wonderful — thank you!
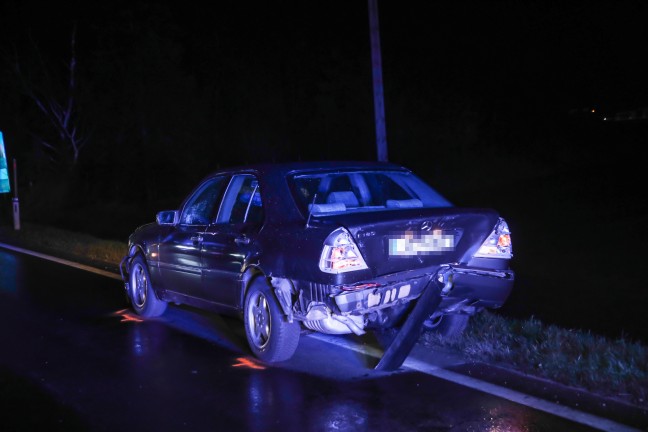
[423,313,469,340]
[244,277,300,363]
[128,254,167,318]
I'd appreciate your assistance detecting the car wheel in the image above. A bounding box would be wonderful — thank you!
[423,313,469,340]
[244,277,300,362]
[129,254,167,317]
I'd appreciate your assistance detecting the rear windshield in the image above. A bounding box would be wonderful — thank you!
[290,170,452,216]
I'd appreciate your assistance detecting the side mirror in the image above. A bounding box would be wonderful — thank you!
[156,210,178,226]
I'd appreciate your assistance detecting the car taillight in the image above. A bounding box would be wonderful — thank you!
[473,218,513,259]
[319,227,369,274]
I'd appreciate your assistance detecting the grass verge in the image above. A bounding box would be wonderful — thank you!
[0,222,127,270]
[1,222,647,408]
[421,311,647,407]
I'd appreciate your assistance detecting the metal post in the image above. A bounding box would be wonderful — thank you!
[12,158,20,230]
[368,0,388,162]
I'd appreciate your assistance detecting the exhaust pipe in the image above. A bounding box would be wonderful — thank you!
[332,315,366,335]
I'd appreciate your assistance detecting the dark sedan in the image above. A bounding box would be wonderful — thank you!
[121,161,514,365]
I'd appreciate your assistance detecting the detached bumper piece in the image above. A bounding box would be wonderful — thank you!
[328,263,513,371]
[375,274,443,371]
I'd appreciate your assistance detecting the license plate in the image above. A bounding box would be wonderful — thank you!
[388,230,454,256]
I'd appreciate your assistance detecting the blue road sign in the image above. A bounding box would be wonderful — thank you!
[0,131,10,193]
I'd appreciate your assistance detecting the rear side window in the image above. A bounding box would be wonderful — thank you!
[216,174,264,225]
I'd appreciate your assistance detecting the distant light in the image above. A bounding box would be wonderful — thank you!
[603,117,607,121]
[591,109,596,113]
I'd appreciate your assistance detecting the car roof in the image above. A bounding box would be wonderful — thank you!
[206,160,410,177]
[196,161,413,225]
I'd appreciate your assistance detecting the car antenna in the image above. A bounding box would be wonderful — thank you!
[306,193,318,228]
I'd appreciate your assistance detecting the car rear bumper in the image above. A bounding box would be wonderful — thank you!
[440,264,515,310]
[331,263,514,315]
[333,273,432,314]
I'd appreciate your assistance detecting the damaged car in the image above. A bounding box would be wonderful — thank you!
[121,161,514,367]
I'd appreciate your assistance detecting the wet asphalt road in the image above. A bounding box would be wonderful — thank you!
[0,248,627,431]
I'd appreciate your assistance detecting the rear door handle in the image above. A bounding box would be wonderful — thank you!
[235,236,250,245]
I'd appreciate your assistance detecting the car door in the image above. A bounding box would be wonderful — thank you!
[201,174,263,307]
[158,176,228,299]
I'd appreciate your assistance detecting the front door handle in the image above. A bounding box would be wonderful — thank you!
[235,236,250,245]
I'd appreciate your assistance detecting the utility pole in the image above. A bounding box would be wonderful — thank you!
[368,0,388,162]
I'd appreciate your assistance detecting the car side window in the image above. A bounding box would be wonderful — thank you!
[179,176,228,225]
[216,174,263,225]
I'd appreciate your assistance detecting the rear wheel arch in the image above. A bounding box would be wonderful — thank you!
[240,266,266,309]
[243,275,300,362]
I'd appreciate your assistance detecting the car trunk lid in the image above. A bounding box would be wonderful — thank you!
[313,207,500,277]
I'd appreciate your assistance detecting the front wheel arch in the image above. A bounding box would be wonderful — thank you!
[128,254,167,318]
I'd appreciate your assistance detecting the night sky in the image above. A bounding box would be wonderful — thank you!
[2,1,647,168]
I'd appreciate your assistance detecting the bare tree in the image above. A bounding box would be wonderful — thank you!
[11,24,89,167]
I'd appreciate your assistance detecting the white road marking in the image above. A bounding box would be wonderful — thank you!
[309,333,641,432]
[0,241,641,431]
[0,242,123,281]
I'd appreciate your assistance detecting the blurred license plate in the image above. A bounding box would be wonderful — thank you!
[388,231,454,256]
